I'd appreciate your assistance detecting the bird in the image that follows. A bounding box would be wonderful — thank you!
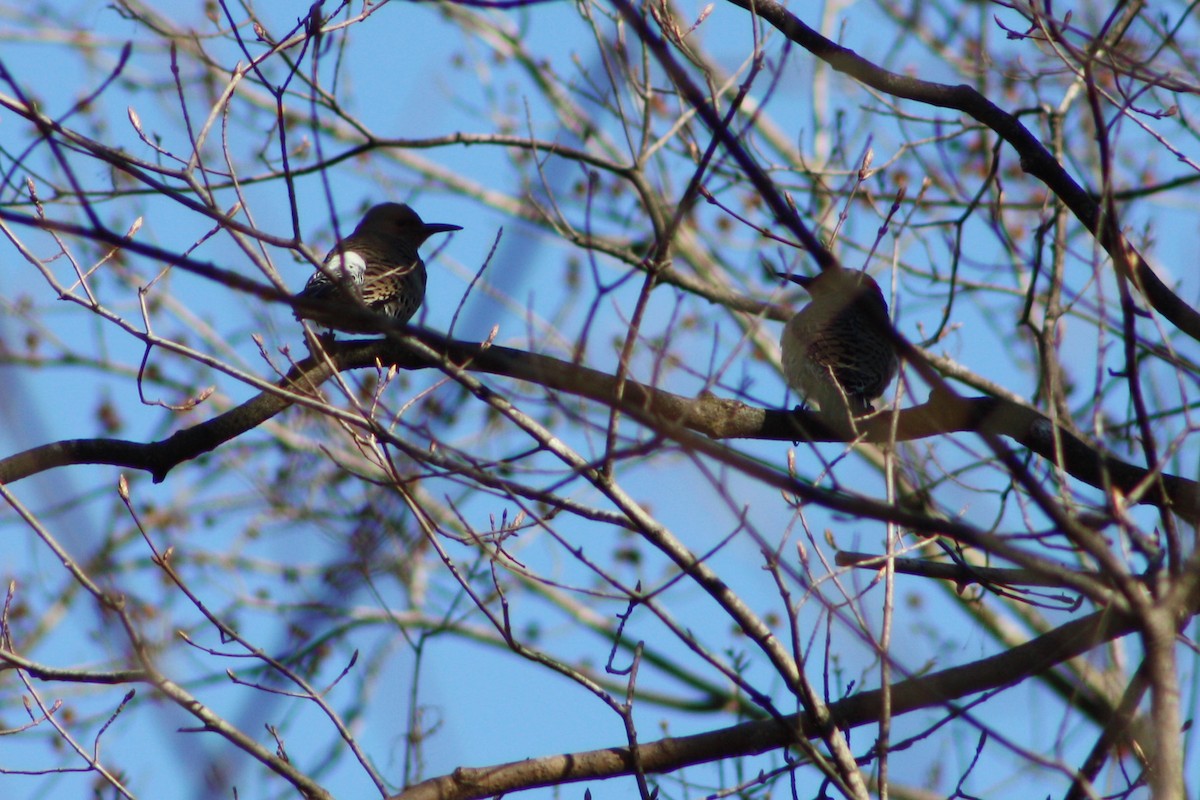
[294,203,461,334]
[777,267,898,420]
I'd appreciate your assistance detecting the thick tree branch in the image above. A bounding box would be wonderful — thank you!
[1,333,1196,522]
[834,550,1108,589]
[394,603,1147,800]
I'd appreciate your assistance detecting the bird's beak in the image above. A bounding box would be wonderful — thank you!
[424,222,463,235]
[775,271,813,288]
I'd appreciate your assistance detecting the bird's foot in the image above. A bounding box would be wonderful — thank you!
[301,326,340,358]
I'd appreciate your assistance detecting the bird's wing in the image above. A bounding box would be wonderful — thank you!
[365,257,422,281]
[300,249,368,297]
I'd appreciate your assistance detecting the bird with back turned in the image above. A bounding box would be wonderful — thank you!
[777,267,898,422]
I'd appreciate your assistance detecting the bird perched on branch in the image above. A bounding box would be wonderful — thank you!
[777,267,898,420]
[294,203,461,334]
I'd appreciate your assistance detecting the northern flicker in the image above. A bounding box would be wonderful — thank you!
[294,203,461,334]
[778,268,898,419]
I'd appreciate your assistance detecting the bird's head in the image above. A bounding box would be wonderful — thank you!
[355,203,463,244]
[776,267,885,303]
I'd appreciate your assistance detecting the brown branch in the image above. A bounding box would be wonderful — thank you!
[833,550,1109,590]
[393,604,1145,800]
[1,333,1196,522]
[717,0,1200,343]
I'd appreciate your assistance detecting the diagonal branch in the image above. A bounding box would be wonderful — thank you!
[717,0,1200,343]
[393,603,1146,800]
